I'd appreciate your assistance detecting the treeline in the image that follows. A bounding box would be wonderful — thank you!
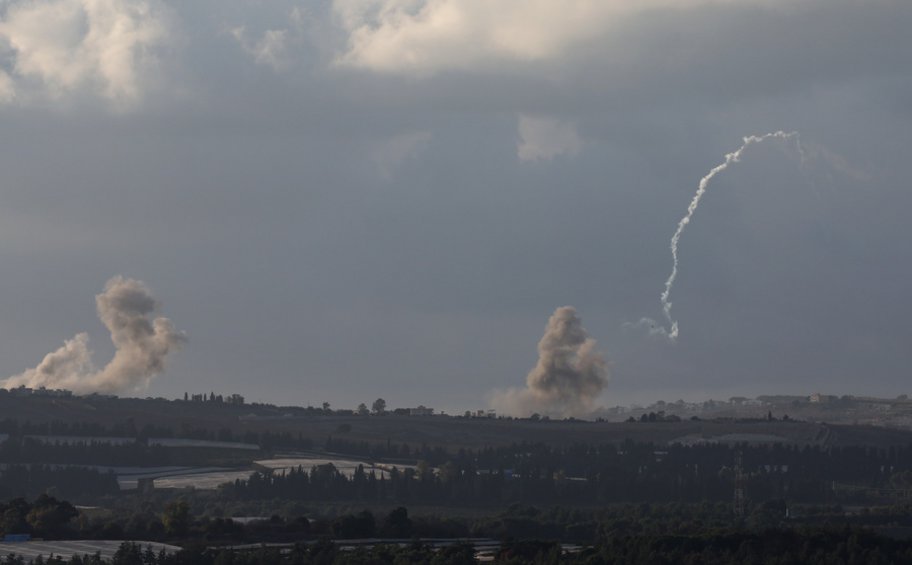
[0,495,736,546]
[1,441,177,467]
[6,436,912,507]
[225,440,912,506]
[324,436,447,463]
[0,420,138,438]
[0,440,247,468]
[4,528,912,564]
[8,492,912,564]
[0,466,119,501]
[0,436,304,468]
[0,495,78,538]
[582,529,912,565]
[0,419,314,451]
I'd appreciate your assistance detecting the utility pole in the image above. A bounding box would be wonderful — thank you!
[733,450,746,517]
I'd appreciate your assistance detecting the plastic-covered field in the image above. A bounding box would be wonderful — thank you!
[113,466,253,490]
[0,540,181,561]
[255,456,421,479]
[256,457,375,477]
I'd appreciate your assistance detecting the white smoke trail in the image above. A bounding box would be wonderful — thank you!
[648,131,802,341]
[1,276,185,394]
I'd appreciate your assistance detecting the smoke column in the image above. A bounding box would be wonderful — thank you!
[491,306,609,418]
[647,131,802,341]
[1,276,185,394]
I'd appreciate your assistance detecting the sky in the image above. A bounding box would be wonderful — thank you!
[0,0,910,414]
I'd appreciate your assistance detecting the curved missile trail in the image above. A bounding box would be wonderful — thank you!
[656,131,802,342]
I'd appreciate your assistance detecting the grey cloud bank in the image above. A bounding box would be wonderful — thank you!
[0,0,909,411]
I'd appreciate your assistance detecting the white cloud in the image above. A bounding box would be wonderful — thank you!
[371,130,432,178]
[331,0,788,74]
[517,114,581,162]
[0,0,170,105]
[0,69,13,102]
[228,6,334,73]
[231,27,290,71]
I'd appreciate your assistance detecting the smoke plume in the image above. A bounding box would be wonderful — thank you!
[1,276,185,394]
[642,131,803,341]
[491,306,609,418]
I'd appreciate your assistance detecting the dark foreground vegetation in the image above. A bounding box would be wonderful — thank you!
[5,394,912,562]
[111,531,912,565]
[3,527,912,564]
[6,494,912,563]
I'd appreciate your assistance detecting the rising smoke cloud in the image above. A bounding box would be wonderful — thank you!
[491,306,609,418]
[641,131,803,341]
[1,276,185,394]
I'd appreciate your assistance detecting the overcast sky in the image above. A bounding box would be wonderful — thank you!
[1,0,910,413]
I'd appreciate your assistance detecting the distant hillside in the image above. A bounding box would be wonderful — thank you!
[3,393,912,451]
